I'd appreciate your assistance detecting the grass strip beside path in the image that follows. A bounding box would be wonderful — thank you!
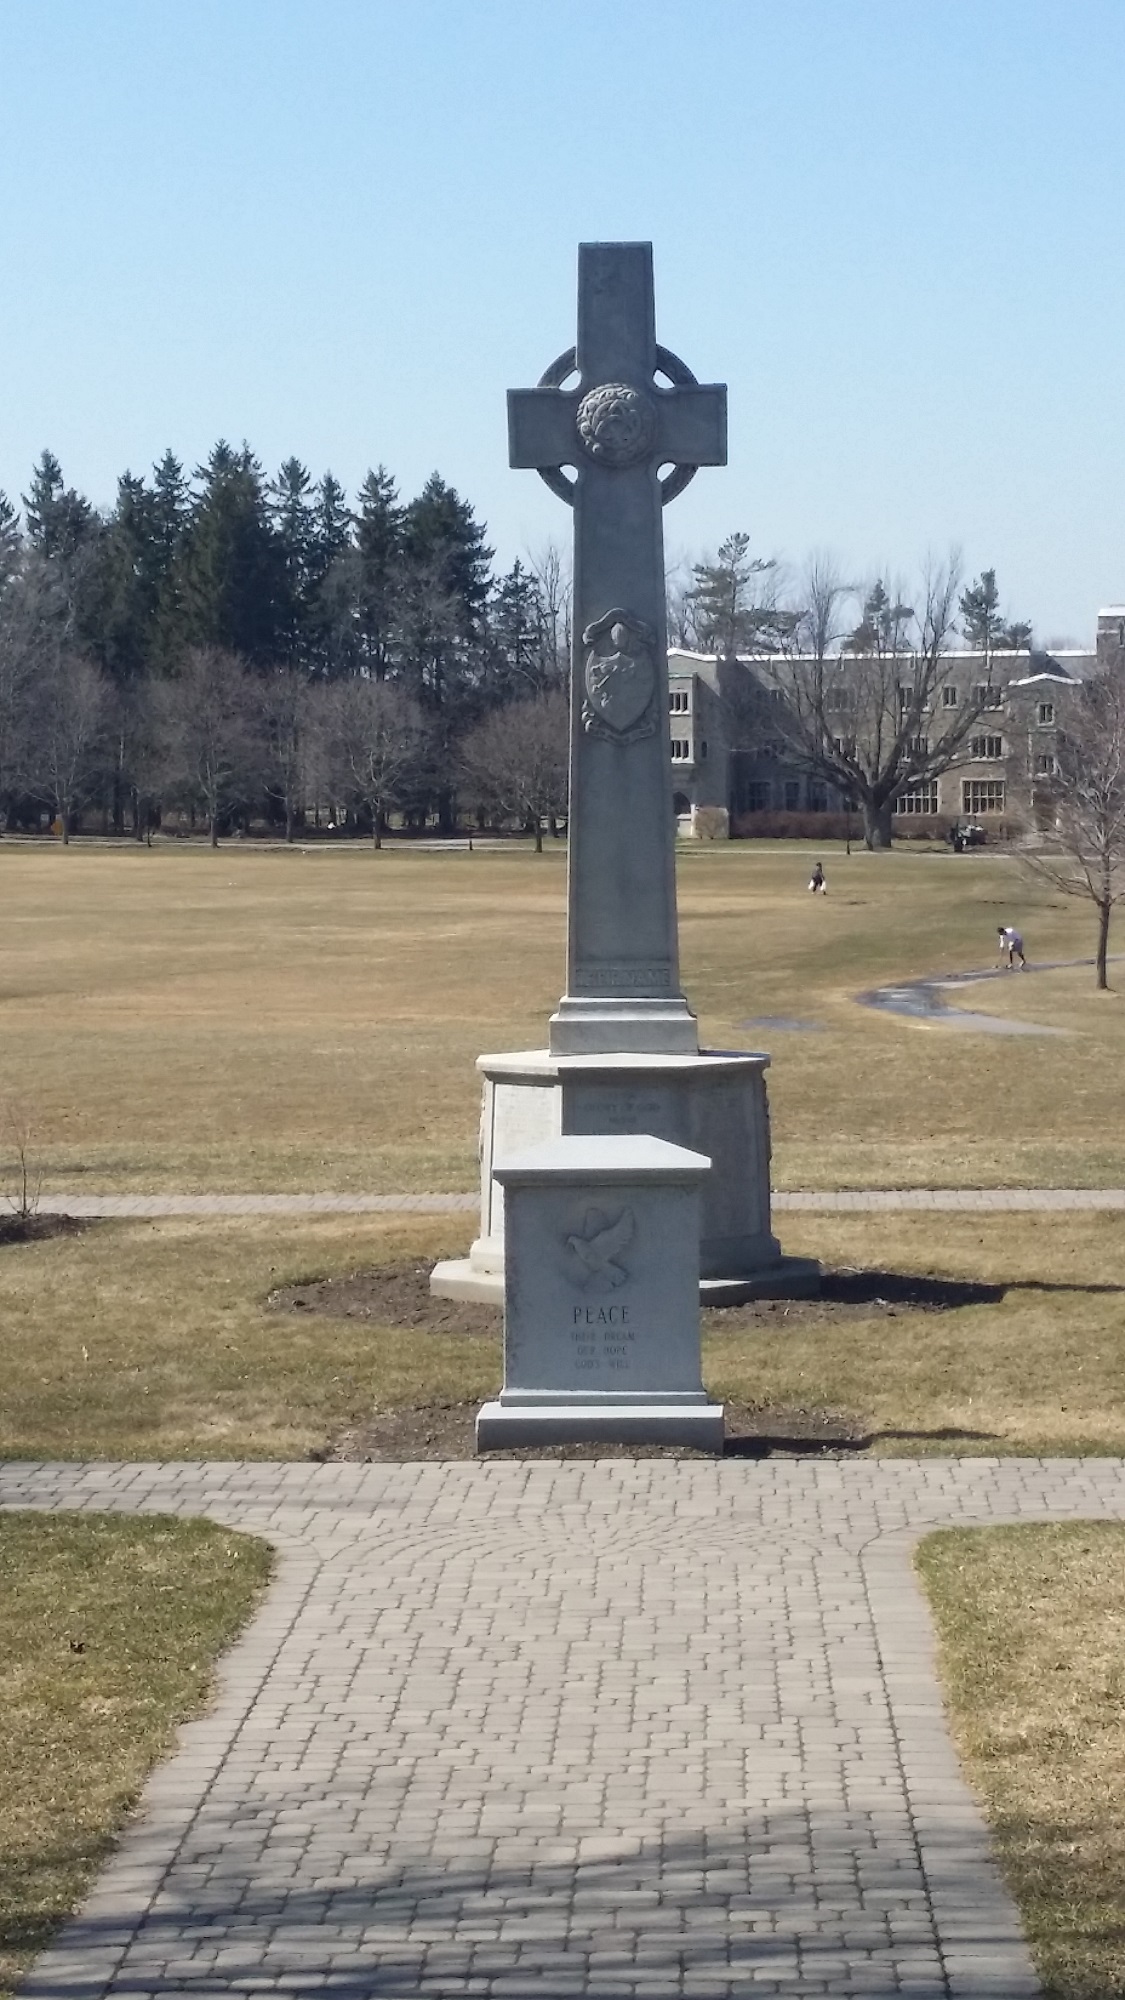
[0,1513,272,1999]
[918,1524,1125,2000]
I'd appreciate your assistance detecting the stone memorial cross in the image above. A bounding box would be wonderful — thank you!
[508,241,727,1056]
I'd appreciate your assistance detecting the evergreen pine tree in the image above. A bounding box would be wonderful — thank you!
[22,450,95,563]
[269,457,319,669]
[305,472,355,678]
[175,442,285,668]
[958,569,1003,655]
[686,533,791,655]
[488,560,551,700]
[353,466,402,682]
[398,473,492,711]
[0,491,21,591]
[150,451,191,666]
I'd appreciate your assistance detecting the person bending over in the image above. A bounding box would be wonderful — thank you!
[997,925,1026,969]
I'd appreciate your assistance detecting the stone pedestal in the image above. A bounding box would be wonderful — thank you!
[431,1048,820,1307]
[476,1133,723,1451]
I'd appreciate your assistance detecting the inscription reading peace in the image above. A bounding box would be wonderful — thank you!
[575,382,656,468]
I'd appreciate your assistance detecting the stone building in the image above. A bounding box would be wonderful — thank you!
[666,609,1123,838]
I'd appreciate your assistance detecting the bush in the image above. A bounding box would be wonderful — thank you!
[731,810,853,841]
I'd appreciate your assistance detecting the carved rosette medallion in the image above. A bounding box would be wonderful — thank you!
[581,608,658,744]
[575,382,655,468]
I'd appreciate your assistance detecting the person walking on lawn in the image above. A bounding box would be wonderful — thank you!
[808,861,827,894]
[998,925,1027,969]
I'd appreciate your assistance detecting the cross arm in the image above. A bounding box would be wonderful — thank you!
[508,387,579,471]
[654,384,727,469]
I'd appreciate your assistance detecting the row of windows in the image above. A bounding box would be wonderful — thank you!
[900,781,1010,814]
[678,677,1056,729]
[741,781,829,812]
[739,777,1012,815]
[671,739,708,762]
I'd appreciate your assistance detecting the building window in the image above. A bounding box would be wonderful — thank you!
[969,735,1004,759]
[962,779,1005,814]
[898,783,939,814]
[762,738,785,759]
[907,736,929,756]
[768,687,784,703]
[670,738,691,762]
[1035,753,1057,776]
[743,781,771,812]
[898,685,912,711]
[669,689,690,713]
[1037,701,1055,725]
[808,782,827,811]
[942,684,959,708]
[784,780,800,812]
[699,739,708,760]
[975,684,1004,709]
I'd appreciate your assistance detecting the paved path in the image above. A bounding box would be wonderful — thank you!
[9,1458,1125,1998]
[33,1188,1125,1216]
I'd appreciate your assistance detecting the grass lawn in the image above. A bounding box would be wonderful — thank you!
[918,1523,1125,2000]
[0,838,1122,1195]
[0,1511,272,1999]
[1,1209,1122,1458]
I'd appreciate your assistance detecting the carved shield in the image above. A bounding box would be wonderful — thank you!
[584,645,654,737]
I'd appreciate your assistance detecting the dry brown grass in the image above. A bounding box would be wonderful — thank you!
[0,1209,1122,1459]
[0,1512,271,1999]
[918,1523,1125,1999]
[1,839,1122,1195]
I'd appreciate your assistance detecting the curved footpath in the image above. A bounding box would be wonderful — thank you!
[32,1186,1125,1214]
[10,1455,1125,1998]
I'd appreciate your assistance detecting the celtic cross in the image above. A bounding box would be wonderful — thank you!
[508,242,727,1055]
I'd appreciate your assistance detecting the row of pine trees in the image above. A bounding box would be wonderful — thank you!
[0,445,571,840]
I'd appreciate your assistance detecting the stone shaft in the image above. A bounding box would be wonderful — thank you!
[508,242,727,1055]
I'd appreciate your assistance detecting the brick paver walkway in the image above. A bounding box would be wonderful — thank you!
[34,1187,1125,1216]
[9,1458,1125,1997]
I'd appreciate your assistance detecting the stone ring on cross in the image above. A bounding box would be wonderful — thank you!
[533,345,704,507]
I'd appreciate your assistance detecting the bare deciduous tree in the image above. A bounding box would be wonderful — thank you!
[754,553,988,848]
[155,645,259,847]
[27,649,111,843]
[259,667,311,843]
[1021,667,1125,989]
[527,540,572,686]
[320,677,429,848]
[460,691,568,851]
[0,1096,43,1227]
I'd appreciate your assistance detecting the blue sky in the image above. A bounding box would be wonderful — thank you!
[2,0,1122,643]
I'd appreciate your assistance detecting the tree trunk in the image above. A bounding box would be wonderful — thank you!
[209,816,219,849]
[863,799,894,850]
[1097,897,1111,990]
[285,806,295,843]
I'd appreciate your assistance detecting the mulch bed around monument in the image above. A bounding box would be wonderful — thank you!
[274,1258,1004,1462]
[268,1257,1003,1336]
[318,1399,870,1462]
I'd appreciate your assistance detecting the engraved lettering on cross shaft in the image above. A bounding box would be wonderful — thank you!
[508,242,727,1056]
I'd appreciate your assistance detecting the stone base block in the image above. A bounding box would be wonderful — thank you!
[476,1398,725,1452]
[432,1046,820,1306]
[433,1254,822,1308]
[700,1258,822,1306]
